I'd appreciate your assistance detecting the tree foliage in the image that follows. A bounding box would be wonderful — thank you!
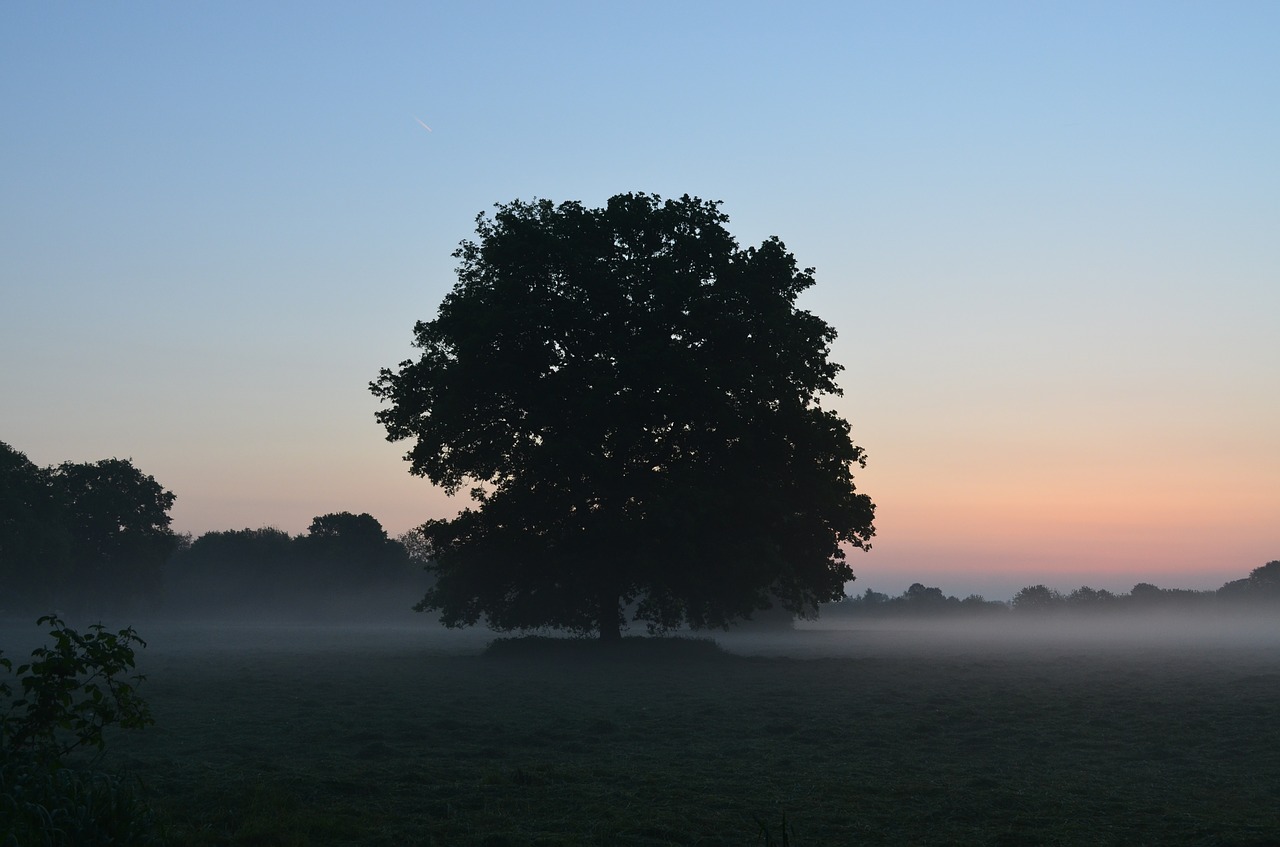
[0,446,177,615]
[166,527,296,610]
[0,616,153,764]
[163,514,419,618]
[0,443,72,610]
[297,511,410,588]
[372,193,875,638]
[0,616,160,845]
[51,459,178,612]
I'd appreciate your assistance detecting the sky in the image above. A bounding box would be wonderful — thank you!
[2,2,1277,601]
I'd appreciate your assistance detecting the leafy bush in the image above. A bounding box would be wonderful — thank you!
[0,615,160,845]
[0,758,162,847]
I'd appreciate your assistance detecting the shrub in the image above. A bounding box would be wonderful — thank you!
[0,615,160,846]
[0,758,162,846]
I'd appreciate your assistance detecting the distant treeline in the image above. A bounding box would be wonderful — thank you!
[165,513,429,619]
[2,441,426,619]
[6,441,1277,625]
[828,561,1280,618]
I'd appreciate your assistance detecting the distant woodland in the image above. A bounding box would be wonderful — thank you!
[3,441,1276,623]
[826,562,1280,619]
[1,441,425,619]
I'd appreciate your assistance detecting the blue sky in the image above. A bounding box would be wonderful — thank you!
[3,2,1277,599]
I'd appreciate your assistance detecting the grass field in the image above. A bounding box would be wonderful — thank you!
[30,618,1280,845]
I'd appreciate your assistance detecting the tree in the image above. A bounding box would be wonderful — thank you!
[1066,585,1115,608]
[297,512,409,589]
[165,527,296,611]
[903,582,948,606]
[1,615,160,845]
[51,458,178,613]
[372,193,875,639]
[1011,584,1062,612]
[0,443,73,611]
[1247,560,1280,596]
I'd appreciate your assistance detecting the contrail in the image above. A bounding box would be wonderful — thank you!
[414,116,433,133]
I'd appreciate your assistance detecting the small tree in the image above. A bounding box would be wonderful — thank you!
[1,616,158,844]
[373,193,875,639]
[1,616,153,765]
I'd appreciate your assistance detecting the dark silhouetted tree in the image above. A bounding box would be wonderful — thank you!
[166,527,296,611]
[1216,561,1280,605]
[960,594,1006,614]
[1246,560,1280,597]
[903,583,948,608]
[858,588,891,606]
[297,512,409,589]
[0,443,73,611]
[1011,584,1063,612]
[1066,585,1116,608]
[372,193,875,639]
[51,458,178,613]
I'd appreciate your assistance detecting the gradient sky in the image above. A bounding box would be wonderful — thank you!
[3,2,1277,600]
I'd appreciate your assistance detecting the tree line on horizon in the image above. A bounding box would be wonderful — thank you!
[165,513,429,619]
[1,441,425,619]
[4,439,1277,625]
[831,564,1280,619]
[11,194,1279,642]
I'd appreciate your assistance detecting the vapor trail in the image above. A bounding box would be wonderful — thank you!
[415,116,433,132]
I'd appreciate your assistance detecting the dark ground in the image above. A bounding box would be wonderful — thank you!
[11,618,1280,846]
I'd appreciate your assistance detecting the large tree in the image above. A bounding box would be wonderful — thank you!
[0,442,73,610]
[52,458,178,613]
[372,193,875,639]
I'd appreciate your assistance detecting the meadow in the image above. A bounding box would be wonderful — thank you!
[54,619,1280,845]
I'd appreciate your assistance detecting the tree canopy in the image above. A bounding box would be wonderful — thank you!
[52,458,178,612]
[164,513,418,617]
[372,192,875,639]
[0,445,177,614]
[1,442,72,609]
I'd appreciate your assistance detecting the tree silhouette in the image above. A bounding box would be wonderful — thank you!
[1011,584,1062,612]
[0,442,72,610]
[166,527,295,611]
[372,193,875,639]
[297,512,410,589]
[52,458,177,613]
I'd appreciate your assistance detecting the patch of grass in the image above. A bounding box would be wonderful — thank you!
[82,624,1280,846]
[0,760,163,847]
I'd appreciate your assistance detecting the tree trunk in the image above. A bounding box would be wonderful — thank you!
[598,592,621,642]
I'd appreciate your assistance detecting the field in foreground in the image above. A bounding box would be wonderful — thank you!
[69,621,1280,845]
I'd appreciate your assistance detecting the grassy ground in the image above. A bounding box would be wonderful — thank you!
[47,622,1280,845]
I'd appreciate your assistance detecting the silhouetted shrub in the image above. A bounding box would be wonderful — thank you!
[0,616,159,845]
[0,759,162,847]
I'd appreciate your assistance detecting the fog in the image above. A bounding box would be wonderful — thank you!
[758,610,1280,659]
[9,606,1273,668]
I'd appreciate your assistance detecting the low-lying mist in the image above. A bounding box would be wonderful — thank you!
[9,605,1268,668]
